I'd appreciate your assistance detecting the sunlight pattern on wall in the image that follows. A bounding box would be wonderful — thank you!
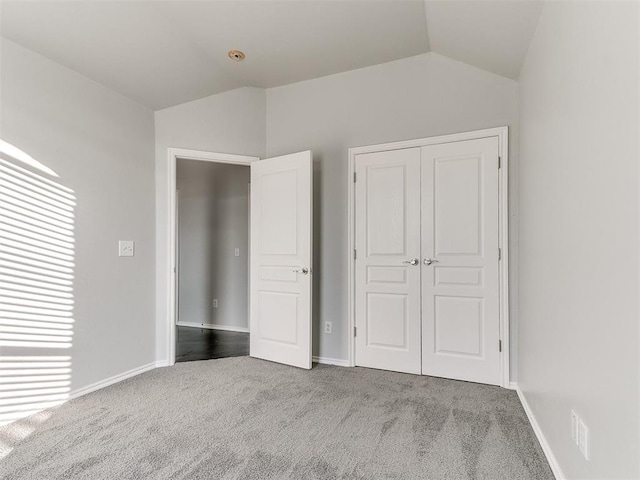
[0,150,76,426]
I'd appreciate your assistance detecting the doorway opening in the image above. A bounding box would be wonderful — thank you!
[166,148,313,368]
[175,158,250,362]
[167,149,259,365]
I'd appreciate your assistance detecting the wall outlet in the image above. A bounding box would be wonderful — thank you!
[118,240,134,257]
[571,410,590,460]
[570,410,579,444]
[324,321,332,334]
[578,418,589,460]
[234,248,240,257]
[213,299,218,308]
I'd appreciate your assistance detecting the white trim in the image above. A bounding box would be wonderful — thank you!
[347,127,511,387]
[177,322,249,333]
[312,356,351,367]
[70,361,158,400]
[497,129,510,388]
[514,384,566,480]
[175,189,180,333]
[166,148,260,366]
[2,362,163,427]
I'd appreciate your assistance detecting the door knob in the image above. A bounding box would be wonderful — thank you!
[293,267,309,275]
[402,258,419,266]
[423,258,438,266]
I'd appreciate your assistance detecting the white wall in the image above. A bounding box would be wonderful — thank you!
[155,87,265,360]
[176,160,249,330]
[0,40,156,394]
[153,53,519,373]
[518,2,639,478]
[266,52,520,368]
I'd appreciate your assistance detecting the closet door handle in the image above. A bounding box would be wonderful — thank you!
[402,258,419,266]
[423,258,438,266]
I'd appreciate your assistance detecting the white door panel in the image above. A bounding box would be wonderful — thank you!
[250,151,312,369]
[355,148,422,375]
[421,137,500,385]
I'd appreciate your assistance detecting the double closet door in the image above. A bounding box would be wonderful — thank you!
[354,137,501,386]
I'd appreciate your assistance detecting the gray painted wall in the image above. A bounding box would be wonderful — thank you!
[266,52,520,371]
[154,54,519,373]
[176,160,249,330]
[155,87,265,360]
[518,2,639,478]
[1,39,156,391]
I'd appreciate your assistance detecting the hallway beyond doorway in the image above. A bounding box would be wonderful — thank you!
[176,326,249,363]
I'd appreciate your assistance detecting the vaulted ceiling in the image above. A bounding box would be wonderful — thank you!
[1,0,543,110]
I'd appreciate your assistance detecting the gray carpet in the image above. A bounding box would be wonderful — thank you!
[0,357,554,479]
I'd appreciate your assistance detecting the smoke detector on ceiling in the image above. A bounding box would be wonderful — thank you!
[228,50,245,62]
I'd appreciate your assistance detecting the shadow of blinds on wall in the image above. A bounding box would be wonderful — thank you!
[0,142,76,434]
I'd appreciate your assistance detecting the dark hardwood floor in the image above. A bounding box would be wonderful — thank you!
[176,326,249,363]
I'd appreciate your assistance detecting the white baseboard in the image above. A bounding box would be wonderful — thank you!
[1,361,162,426]
[513,384,566,480]
[177,322,249,333]
[69,361,158,400]
[313,356,351,367]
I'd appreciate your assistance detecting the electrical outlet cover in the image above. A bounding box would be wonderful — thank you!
[119,240,134,257]
[578,419,589,460]
[570,410,579,444]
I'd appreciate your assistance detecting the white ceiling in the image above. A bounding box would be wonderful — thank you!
[0,0,542,110]
[424,1,543,79]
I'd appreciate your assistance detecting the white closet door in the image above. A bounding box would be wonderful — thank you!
[421,137,501,385]
[250,151,312,369]
[354,148,422,375]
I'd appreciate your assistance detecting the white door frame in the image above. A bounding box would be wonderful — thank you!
[347,127,510,387]
[166,148,260,366]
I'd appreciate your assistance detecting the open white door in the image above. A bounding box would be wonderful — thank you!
[250,151,313,369]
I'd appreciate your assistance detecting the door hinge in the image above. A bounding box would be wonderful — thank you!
[498,248,502,260]
[498,156,501,169]
[354,327,357,337]
[353,172,357,183]
[499,340,503,352]
[354,249,357,260]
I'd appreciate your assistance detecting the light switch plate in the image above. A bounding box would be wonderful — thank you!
[119,240,134,257]
[234,248,240,257]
